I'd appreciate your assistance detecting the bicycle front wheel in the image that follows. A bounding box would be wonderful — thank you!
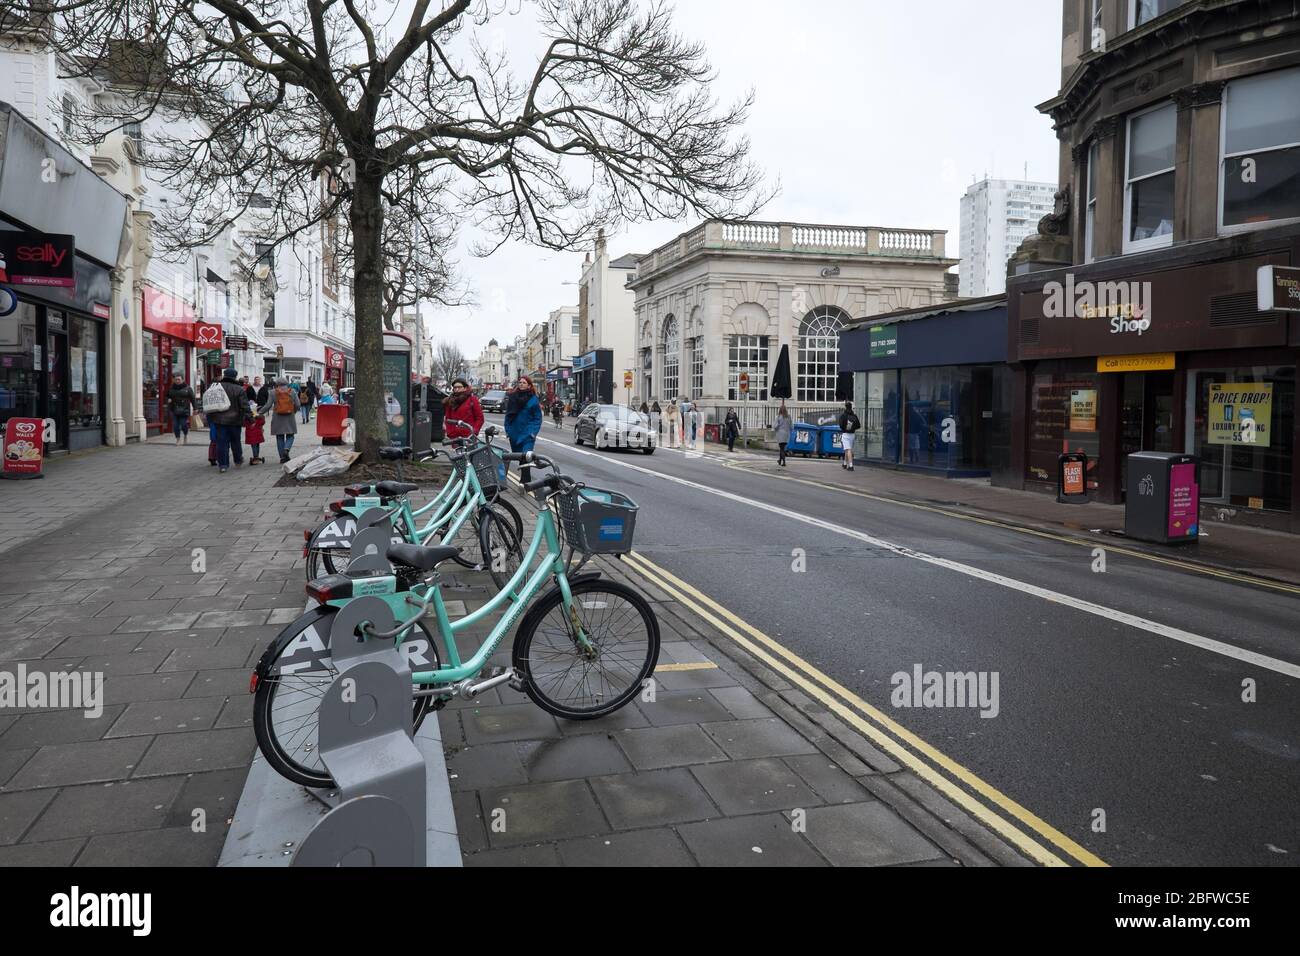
[513,578,660,720]
[479,505,524,591]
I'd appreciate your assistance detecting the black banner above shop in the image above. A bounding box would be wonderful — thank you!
[0,231,76,288]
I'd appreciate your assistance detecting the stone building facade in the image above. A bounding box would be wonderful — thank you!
[629,221,956,416]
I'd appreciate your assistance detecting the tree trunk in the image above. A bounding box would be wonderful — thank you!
[351,172,388,463]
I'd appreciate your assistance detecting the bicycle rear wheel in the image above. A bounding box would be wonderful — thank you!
[512,578,659,720]
[252,609,442,789]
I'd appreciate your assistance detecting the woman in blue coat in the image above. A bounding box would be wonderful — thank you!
[503,375,543,484]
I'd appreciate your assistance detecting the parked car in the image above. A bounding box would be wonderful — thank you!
[574,403,656,454]
[479,389,508,413]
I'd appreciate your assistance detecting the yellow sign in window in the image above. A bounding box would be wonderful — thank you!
[1097,353,1176,373]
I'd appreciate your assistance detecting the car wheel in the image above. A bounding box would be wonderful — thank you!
[642,445,655,455]
[574,427,583,446]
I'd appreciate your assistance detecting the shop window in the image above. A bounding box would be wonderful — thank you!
[69,316,103,430]
[1027,368,1103,488]
[1220,68,1300,233]
[728,335,768,402]
[660,315,679,400]
[797,306,847,403]
[1124,102,1176,252]
[0,301,41,427]
[690,338,704,399]
[142,330,160,425]
[1189,365,1294,512]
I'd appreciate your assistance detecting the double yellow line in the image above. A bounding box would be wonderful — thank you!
[621,549,1109,868]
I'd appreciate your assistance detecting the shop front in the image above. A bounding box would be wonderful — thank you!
[1006,225,1300,532]
[0,231,113,453]
[839,298,1012,479]
[573,348,613,406]
[546,364,574,407]
[324,346,352,389]
[0,105,128,454]
[141,287,201,434]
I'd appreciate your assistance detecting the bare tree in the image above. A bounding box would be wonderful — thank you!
[6,0,769,459]
[429,339,469,386]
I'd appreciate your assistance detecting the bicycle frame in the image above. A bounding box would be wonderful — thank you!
[326,502,579,686]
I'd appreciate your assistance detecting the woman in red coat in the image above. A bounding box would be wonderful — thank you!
[443,378,483,440]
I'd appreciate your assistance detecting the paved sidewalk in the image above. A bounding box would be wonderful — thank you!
[442,489,1027,867]
[0,430,330,865]
[719,447,1300,587]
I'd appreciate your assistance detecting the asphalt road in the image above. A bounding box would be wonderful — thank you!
[489,414,1300,867]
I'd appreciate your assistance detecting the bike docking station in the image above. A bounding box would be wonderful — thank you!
[347,509,401,573]
[293,597,427,867]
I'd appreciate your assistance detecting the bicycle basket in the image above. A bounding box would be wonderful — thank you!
[556,486,637,555]
[469,444,500,496]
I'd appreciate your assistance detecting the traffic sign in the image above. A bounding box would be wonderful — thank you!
[739,371,750,393]
[623,370,633,388]
[276,344,284,359]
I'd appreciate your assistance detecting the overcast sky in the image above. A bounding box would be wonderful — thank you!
[423,0,1065,359]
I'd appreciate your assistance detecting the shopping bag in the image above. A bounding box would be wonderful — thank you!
[190,413,205,430]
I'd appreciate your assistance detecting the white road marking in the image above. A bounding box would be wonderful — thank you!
[538,434,1300,680]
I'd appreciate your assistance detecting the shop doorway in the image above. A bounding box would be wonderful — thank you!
[44,326,68,452]
[1119,371,1175,496]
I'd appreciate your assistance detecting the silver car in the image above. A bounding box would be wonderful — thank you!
[574,404,657,454]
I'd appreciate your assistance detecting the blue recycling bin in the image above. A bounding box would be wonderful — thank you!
[818,423,846,458]
[787,422,817,457]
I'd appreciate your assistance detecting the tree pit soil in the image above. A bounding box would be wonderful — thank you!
[274,458,454,489]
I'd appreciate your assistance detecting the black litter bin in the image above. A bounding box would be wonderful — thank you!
[1124,452,1199,544]
[412,411,433,456]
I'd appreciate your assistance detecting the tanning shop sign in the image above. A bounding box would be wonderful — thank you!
[1208,383,1272,447]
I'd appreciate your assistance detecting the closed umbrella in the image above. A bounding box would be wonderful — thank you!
[771,344,792,400]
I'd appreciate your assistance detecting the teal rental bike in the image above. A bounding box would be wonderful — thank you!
[304,426,522,583]
[252,453,659,789]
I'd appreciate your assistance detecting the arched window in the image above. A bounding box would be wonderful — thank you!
[661,315,679,400]
[797,306,847,402]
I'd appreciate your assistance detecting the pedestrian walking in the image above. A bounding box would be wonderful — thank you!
[724,407,741,453]
[687,401,702,449]
[651,401,663,441]
[503,375,543,484]
[552,398,564,429]
[252,376,269,407]
[245,410,266,465]
[261,376,300,463]
[166,373,197,445]
[838,400,861,471]
[203,366,251,473]
[300,379,317,423]
[443,377,483,440]
[774,403,792,466]
[664,401,681,448]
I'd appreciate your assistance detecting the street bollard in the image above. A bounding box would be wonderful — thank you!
[293,597,427,867]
